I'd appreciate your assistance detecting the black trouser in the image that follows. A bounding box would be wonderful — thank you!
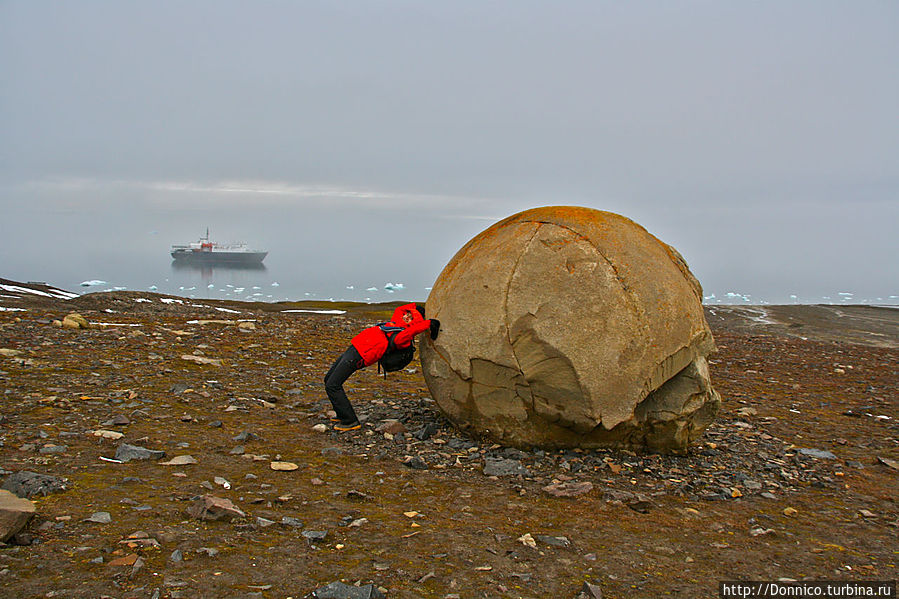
[324,345,364,425]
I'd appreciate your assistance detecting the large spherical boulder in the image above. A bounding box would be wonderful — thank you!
[420,206,720,453]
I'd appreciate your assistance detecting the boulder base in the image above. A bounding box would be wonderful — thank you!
[420,206,720,453]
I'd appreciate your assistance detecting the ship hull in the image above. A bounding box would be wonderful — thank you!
[171,250,268,264]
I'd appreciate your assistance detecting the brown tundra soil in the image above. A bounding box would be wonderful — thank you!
[0,282,896,599]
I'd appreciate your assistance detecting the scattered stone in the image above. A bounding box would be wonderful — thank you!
[376,420,407,435]
[542,481,594,498]
[413,423,440,441]
[229,446,245,455]
[233,431,260,442]
[159,455,198,466]
[270,461,299,471]
[92,429,125,440]
[483,458,529,477]
[0,489,36,543]
[798,448,836,459]
[169,549,183,563]
[108,553,139,567]
[403,456,428,470]
[517,533,537,548]
[280,516,303,528]
[877,456,899,471]
[39,445,67,455]
[536,535,571,548]
[214,476,231,489]
[197,547,219,557]
[783,507,798,517]
[312,424,328,433]
[62,313,90,329]
[301,530,328,544]
[577,581,604,599]
[208,420,223,428]
[749,527,776,537]
[180,355,223,367]
[310,581,386,599]
[187,495,246,521]
[1,471,68,498]
[342,491,371,503]
[115,443,166,462]
[103,414,131,426]
[84,512,112,524]
[859,509,877,519]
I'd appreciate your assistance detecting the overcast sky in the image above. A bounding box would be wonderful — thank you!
[1,1,897,302]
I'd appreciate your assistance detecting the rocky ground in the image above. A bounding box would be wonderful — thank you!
[0,280,897,598]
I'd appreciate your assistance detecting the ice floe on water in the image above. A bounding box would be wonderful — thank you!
[80,280,107,287]
[384,282,404,292]
[271,282,280,287]
[366,287,378,292]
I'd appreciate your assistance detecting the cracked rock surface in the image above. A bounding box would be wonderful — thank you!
[421,206,720,452]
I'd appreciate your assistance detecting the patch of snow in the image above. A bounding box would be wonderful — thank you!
[93,322,142,327]
[160,298,184,305]
[1,284,78,299]
[282,309,347,315]
[0,306,26,312]
[134,298,152,303]
[215,307,241,314]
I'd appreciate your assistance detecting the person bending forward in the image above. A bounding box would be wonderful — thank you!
[324,303,439,431]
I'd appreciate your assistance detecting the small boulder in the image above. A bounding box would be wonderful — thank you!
[483,458,529,477]
[0,489,36,543]
[115,443,166,462]
[187,495,246,521]
[2,471,68,498]
[311,581,385,599]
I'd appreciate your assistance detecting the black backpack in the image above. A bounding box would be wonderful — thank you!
[377,323,415,376]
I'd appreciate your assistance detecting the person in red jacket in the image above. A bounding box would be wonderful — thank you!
[324,303,440,431]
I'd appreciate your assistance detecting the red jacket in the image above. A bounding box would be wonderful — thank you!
[351,303,432,367]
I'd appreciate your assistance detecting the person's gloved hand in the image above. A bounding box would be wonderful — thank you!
[429,319,441,340]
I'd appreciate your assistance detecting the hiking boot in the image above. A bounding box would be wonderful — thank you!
[333,421,361,432]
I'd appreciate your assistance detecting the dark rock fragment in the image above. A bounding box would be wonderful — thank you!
[2,471,68,498]
[310,581,385,599]
[483,458,529,477]
[413,423,440,441]
[403,456,428,470]
[187,495,246,521]
[576,581,604,599]
[115,443,166,462]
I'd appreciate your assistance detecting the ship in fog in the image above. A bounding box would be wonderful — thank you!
[170,229,267,265]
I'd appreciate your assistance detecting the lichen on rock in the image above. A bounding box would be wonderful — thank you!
[420,206,720,453]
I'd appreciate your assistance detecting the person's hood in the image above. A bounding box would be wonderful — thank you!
[390,303,424,326]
